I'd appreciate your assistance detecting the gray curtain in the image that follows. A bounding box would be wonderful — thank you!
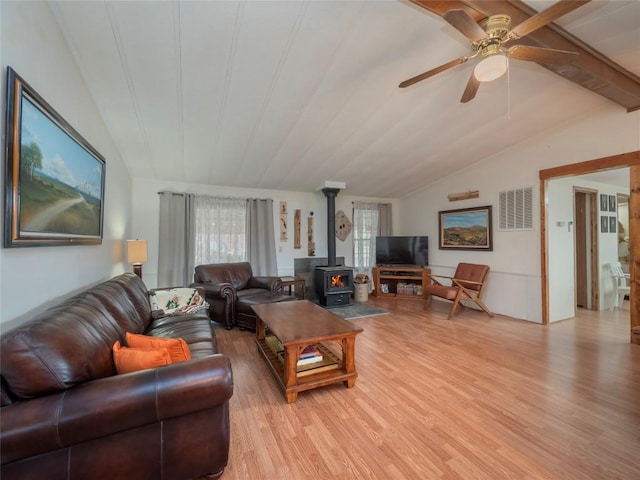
[378,203,393,236]
[158,192,195,287]
[246,198,278,276]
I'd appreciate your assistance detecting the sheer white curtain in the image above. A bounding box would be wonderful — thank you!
[353,202,380,287]
[194,196,247,265]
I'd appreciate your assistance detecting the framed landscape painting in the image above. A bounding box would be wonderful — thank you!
[4,67,105,247]
[439,205,493,251]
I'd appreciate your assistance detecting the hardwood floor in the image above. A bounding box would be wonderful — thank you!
[213,298,640,480]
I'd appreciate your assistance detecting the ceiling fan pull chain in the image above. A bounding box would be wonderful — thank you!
[507,56,511,120]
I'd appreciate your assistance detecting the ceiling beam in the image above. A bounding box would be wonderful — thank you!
[409,0,640,112]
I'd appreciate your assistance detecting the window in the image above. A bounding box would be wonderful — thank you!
[353,203,379,271]
[194,196,247,265]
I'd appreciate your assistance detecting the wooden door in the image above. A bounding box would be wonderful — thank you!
[575,192,587,308]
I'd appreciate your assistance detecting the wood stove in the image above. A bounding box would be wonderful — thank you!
[314,266,353,307]
[315,186,353,307]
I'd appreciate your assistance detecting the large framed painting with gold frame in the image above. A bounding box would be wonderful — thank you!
[4,67,105,247]
[438,205,493,251]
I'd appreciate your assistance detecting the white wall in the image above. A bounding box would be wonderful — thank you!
[400,105,640,323]
[547,177,576,321]
[0,1,132,328]
[132,178,398,288]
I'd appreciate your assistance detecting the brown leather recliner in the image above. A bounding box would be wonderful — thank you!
[192,262,296,330]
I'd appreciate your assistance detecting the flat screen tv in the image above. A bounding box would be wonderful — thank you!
[375,236,428,267]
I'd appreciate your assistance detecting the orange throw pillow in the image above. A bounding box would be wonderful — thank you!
[125,332,191,363]
[112,341,172,374]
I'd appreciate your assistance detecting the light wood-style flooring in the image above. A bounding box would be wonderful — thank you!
[213,298,639,480]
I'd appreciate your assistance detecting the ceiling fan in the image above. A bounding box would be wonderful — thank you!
[399,1,591,103]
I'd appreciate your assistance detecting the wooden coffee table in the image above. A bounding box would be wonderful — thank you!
[252,300,363,403]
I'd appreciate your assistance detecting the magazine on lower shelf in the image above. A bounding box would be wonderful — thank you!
[264,336,340,376]
[299,344,323,361]
[297,355,323,366]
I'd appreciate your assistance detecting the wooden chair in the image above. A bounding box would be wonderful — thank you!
[424,263,493,319]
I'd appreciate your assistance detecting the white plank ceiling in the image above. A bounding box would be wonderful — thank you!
[49,0,640,198]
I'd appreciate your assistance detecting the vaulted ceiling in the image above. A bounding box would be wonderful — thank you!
[49,0,640,198]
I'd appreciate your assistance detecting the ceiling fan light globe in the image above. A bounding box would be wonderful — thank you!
[474,54,508,82]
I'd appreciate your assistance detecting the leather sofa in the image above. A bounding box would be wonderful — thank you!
[0,273,233,480]
[191,262,296,330]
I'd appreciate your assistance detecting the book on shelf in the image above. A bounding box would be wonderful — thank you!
[264,335,339,375]
[299,344,322,360]
[396,283,420,295]
[276,351,324,366]
[296,344,340,376]
[264,335,284,356]
[296,362,340,377]
[297,355,324,366]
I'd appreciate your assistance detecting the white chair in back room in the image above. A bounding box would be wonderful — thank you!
[609,262,631,309]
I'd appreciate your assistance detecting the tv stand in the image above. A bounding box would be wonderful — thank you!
[372,266,430,300]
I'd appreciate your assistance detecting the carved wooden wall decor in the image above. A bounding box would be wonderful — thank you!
[279,201,288,242]
[335,209,352,241]
[307,213,315,256]
[294,209,301,249]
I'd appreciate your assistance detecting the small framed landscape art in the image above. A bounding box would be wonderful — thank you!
[4,67,105,247]
[438,205,493,251]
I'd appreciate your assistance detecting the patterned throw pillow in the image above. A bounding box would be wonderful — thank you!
[148,288,208,316]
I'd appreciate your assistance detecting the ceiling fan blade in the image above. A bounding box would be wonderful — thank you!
[507,0,591,41]
[399,56,469,88]
[508,45,578,65]
[442,9,487,42]
[460,72,480,103]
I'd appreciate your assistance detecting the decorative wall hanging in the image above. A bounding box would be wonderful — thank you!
[335,209,352,241]
[447,190,479,202]
[600,194,609,212]
[438,205,493,251]
[307,212,315,256]
[4,67,106,247]
[294,209,301,249]
[279,201,287,242]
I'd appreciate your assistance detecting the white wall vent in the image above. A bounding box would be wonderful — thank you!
[498,187,534,231]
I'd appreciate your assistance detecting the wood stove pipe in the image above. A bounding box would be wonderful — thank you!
[321,187,340,267]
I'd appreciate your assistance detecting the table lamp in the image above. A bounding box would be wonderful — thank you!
[127,239,148,278]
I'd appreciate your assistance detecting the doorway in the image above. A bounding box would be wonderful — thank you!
[574,190,598,310]
[540,151,638,342]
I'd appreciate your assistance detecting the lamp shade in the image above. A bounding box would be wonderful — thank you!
[127,239,148,264]
[474,54,508,82]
